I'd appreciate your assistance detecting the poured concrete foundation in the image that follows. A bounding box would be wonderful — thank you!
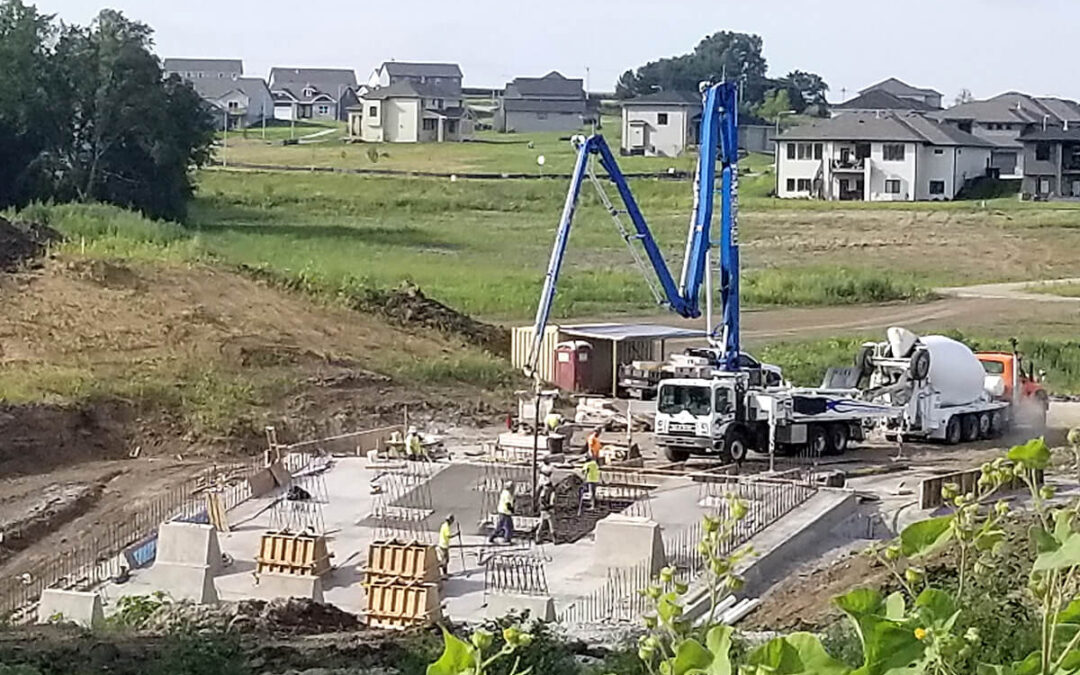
[147,562,219,604]
[156,522,222,573]
[485,593,556,622]
[37,589,104,628]
[252,573,324,602]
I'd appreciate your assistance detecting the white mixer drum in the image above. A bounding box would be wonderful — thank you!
[920,335,987,406]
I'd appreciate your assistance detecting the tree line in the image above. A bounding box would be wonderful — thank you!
[0,1,213,221]
[615,31,829,120]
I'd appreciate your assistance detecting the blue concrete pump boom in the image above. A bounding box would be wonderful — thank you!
[525,81,741,375]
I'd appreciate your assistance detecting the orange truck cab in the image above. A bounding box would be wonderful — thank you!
[976,350,1049,422]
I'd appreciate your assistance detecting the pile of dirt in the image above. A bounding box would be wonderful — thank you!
[347,282,510,357]
[0,217,61,272]
[145,598,362,635]
[0,482,101,562]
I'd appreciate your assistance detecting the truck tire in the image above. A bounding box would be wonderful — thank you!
[944,416,962,445]
[664,446,690,463]
[725,428,750,464]
[826,424,849,455]
[961,414,979,442]
[989,410,1005,438]
[977,412,992,439]
[807,425,828,457]
[910,349,931,381]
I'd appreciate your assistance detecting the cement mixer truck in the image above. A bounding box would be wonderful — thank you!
[856,328,1048,444]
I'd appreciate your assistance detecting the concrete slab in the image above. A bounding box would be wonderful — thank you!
[485,593,556,622]
[252,573,324,602]
[157,522,222,573]
[146,562,218,604]
[593,515,666,575]
[37,589,104,628]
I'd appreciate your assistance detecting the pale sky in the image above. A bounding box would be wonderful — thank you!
[32,0,1080,102]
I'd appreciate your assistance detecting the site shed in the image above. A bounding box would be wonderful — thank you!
[511,323,706,396]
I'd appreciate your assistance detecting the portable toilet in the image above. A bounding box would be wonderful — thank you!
[554,341,593,392]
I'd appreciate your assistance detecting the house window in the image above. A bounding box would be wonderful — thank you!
[1039,177,1052,194]
[1036,143,1051,161]
[929,180,945,195]
[796,178,811,191]
[855,143,871,159]
[786,143,795,160]
[933,148,944,155]
[303,87,315,98]
[317,105,330,115]
[227,101,239,110]
[786,179,795,191]
[368,105,378,117]
[885,179,901,194]
[792,142,817,160]
[883,144,905,161]
[422,119,437,131]
[657,113,669,126]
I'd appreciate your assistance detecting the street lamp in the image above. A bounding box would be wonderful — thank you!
[773,110,796,196]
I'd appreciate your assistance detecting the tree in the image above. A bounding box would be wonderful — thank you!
[954,88,974,106]
[0,1,213,221]
[781,69,829,114]
[755,88,793,122]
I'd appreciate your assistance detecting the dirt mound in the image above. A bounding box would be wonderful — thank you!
[146,598,362,635]
[0,217,61,271]
[0,402,133,477]
[0,482,101,563]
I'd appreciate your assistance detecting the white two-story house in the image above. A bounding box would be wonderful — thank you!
[776,112,992,201]
[350,61,472,142]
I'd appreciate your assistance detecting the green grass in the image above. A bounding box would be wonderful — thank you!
[759,333,1080,395]
[1028,282,1080,297]
[743,267,933,306]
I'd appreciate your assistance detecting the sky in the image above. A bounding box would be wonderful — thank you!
[31,0,1080,103]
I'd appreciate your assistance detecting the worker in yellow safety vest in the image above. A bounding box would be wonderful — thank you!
[489,481,515,544]
[437,514,456,578]
[405,426,426,460]
[545,412,563,433]
[586,427,603,460]
[579,457,600,514]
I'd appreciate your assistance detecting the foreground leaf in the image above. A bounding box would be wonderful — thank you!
[900,517,954,558]
[1034,532,1080,572]
[1007,437,1050,470]
[746,632,850,675]
[427,627,475,675]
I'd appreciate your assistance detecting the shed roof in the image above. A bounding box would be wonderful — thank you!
[558,323,706,341]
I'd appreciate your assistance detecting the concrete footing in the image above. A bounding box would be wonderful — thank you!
[485,593,556,622]
[37,589,104,628]
[253,573,324,602]
[148,562,219,604]
[593,515,666,575]
[157,522,223,573]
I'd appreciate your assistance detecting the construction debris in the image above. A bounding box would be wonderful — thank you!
[0,217,60,272]
[144,597,360,634]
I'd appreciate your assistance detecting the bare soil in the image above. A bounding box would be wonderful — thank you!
[0,217,60,272]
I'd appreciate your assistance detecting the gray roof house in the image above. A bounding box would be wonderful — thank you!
[833,89,937,117]
[368,61,463,91]
[1017,125,1080,200]
[931,92,1080,178]
[621,90,702,157]
[352,62,471,143]
[776,112,992,201]
[859,78,943,109]
[496,71,592,133]
[164,58,242,80]
[269,67,359,122]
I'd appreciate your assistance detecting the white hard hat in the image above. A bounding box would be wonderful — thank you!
[540,465,553,475]
[408,426,417,434]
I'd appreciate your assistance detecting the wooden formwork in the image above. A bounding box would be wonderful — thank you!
[366,539,439,583]
[256,532,331,577]
[364,577,441,629]
[919,467,1043,510]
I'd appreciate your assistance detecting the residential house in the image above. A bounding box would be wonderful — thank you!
[620,91,701,157]
[351,61,472,142]
[930,92,1080,178]
[163,58,243,81]
[269,68,359,121]
[495,71,592,133]
[776,112,992,201]
[164,58,272,129]
[1019,126,1080,199]
[859,78,943,109]
[832,89,939,117]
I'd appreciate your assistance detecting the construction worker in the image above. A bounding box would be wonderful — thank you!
[535,465,556,544]
[490,481,515,544]
[545,412,563,433]
[579,456,600,514]
[437,514,456,578]
[405,426,425,460]
[586,427,603,460]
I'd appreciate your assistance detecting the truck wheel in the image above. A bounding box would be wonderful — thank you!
[910,349,931,381]
[664,446,690,463]
[961,414,979,442]
[944,416,962,445]
[989,410,1004,437]
[807,425,828,457]
[977,412,992,439]
[826,424,849,455]
[725,428,750,464]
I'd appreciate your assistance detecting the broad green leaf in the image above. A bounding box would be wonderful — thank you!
[427,627,475,675]
[1059,599,1080,625]
[900,516,954,558]
[745,632,850,675]
[698,625,734,675]
[1013,652,1043,675]
[1032,524,1060,554]
[834,588,885,617]
[671,639,713,675]
[1034,532,1080,571]
[975,529,1006,552]
[977,665,1013,675]
[658,591,683,625]
[1007,437,1050,470]
[884,592,906,621]
[836,589,924,675]
[1056,510,1076,544]
[1060,648,1080,672]
[914,588,956,623]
